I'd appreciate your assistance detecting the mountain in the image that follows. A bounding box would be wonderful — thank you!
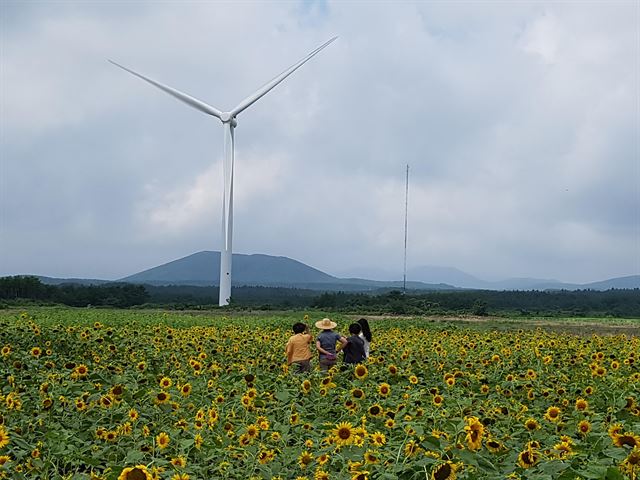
[407,266,486,289]
[582,275,640,290]
[397,266,639,291]
[119,251,454,291]
[120,251,336,286]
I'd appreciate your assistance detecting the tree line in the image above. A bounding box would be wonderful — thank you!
[0,276,149,308]
[1,276,639,317]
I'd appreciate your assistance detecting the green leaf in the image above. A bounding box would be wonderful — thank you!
[605,467,625,480]
[124,450,145,464]
[578,465,609,479]
[458,448,479,467]
[275,389,290,402]
[601,448,627,461]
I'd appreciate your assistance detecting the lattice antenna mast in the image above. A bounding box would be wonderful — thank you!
[403,164,409,294]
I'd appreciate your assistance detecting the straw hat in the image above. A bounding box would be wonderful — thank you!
[315,318,337,330]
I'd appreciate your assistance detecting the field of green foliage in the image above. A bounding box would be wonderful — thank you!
[0,308,639,480]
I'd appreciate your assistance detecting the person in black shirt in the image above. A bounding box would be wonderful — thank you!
[343,323,366,365]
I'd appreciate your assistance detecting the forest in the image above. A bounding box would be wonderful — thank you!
[1,275,639,317]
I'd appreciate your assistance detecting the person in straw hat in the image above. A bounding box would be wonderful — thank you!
[315,318,347,371]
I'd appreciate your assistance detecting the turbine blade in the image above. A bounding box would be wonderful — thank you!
[108,60,223,119]
[230,36,337,117]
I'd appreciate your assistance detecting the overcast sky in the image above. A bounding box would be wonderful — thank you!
[1,0,638,284]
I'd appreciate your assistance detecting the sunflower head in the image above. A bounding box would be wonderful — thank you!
[354,365,368,380]
[118,465,152,480]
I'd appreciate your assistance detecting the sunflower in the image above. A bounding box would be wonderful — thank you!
[156,432,170,449]
[517,447,539,468]
[464,416,484,451]
[301,380,312,394]
[613,432,640,448]
[316,453,329,465]
[71,364,89,379]
[246,424,259,439]
[170,456,186,467]
[593,366,607,377]
[621,448,640,476]
[258,449,275,464]
[180,384,192,397]
[388,365,398,375]
[553,441,573,459]
[238,433,251,447]
[344,388,363,402]
[432,394,444,407]
[404,439,421,457]
[370,431,386,447]
[363,450,379,464]
[314,470,329,480]
[376,383,390,398]
[385,418,396,429]
[524,418,539,431]
[298,451,314,469]
[544,406,561,422]
[0,455,10,466]
[354,364,368,380]
[0,426,9,449]
[332,422,355,446]
[409,375,419,385]
[571,420,590,437]
[575,398,588,411]
[431,461,458,480]
[153,390,171,405]
[118,465,152,480]
[486,439,502,453]
[99,395,114,409]
[351,473,369,480]
[609,423,624,440]
[368,404,384,417]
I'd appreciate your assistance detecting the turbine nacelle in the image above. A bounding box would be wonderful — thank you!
[220,112,237,126]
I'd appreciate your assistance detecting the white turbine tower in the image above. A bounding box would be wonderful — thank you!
[110,37,337,306]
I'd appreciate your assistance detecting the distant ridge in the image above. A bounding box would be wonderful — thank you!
[14,252,638,292]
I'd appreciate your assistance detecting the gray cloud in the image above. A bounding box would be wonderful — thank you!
[1,1,638,284]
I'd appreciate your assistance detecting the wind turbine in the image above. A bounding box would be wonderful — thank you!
[110,37,337,306]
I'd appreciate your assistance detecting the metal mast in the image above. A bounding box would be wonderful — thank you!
[403,164,409,293]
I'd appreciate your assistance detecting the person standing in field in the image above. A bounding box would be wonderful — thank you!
[357,317,372,358]
[285,322,313,373]
[315,318,348,371]
[342,323,366,365]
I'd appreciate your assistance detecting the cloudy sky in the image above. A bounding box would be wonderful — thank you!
[1,0,638,284]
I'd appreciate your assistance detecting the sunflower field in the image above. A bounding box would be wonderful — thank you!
[0,309,639,480]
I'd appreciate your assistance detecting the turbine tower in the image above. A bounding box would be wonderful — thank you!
[110,37,337,306]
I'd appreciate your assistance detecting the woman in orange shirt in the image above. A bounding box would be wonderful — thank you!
[285,322,313,373]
